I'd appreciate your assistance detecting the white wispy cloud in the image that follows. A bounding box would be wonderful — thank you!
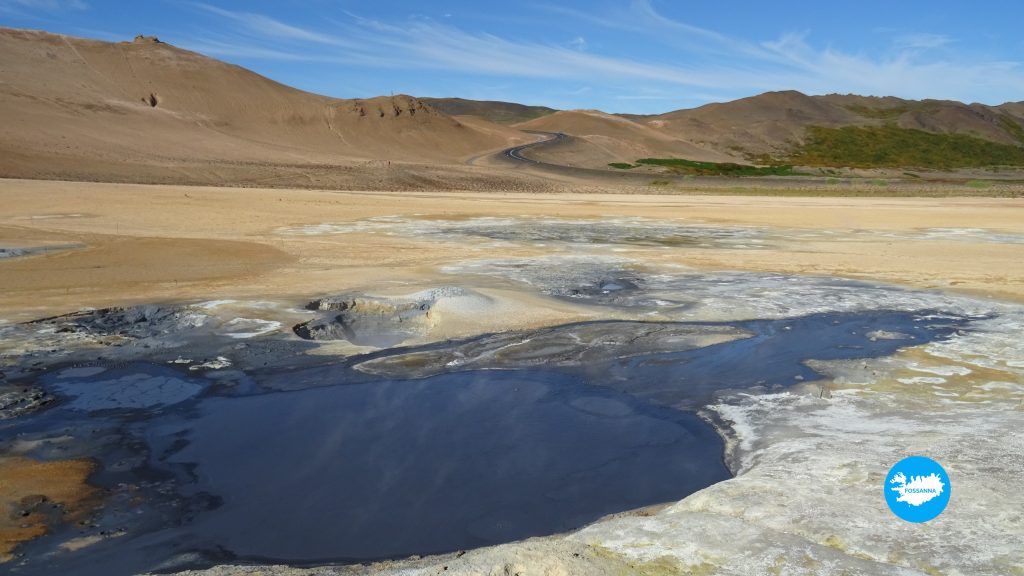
[185,10,746,90]
[190,3,355,48]
[541,1,788,66]
[181,38,318,61]
[894,33,953,50]
[0,0,86,16]
[568,36,587,52]
[182,1,1024,106]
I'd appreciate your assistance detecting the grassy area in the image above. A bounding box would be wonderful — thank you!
[634,158,799,176]
[608,162,637,169]
[997,113,1024,145]
[843,104,910,120]
[791,125,1024,169]
[843,101,949,120]
[632,185,1022,198]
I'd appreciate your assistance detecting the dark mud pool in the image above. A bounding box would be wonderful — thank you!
[2,309,968,575]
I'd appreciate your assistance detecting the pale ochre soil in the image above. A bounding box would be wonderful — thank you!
[1,178,1022,325]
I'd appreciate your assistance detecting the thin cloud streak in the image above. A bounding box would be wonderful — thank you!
[895,33,953,50]
[191,3,356,48]
[185,3,1024,106]
[183,10,747,90]
[0,0,86,16]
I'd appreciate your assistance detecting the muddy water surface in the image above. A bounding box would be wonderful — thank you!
[2,306,967,576]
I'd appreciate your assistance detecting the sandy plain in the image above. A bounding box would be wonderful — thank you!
[2,178,1023,322]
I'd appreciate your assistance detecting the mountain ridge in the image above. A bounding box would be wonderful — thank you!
[0,27,531,185]
[3,26,1023,183]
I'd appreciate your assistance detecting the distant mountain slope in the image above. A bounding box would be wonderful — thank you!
[640,91,1024,165]
[420,98,556,124]
[644,91,860,157]
[0,28,530,183]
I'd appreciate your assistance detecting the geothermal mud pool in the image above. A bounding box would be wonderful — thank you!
[1,307,970,574]
[1,217,1022,576]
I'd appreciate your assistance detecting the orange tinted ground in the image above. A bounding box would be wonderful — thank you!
[0,457,97,562]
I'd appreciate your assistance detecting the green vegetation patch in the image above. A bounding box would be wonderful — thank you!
[608,162,638,169]
[844,104,909,120]
[635,158,798,176]
[843,101,944,120]
[791,125,1024,169]
[997,113,1024,145]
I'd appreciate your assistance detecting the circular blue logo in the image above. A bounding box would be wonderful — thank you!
[884,456,950,522]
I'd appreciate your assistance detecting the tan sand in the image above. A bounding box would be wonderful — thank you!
[1,178,1022,325]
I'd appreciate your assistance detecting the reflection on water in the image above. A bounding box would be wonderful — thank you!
[148,370,728,561]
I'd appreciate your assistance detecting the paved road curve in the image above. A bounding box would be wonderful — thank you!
[494,129,648,183]
[502,131,566,164]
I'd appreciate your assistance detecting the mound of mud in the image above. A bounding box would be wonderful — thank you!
[30,304,209,339]
[0,385,55,419]
[294,287,484,347]
[557,274,644,303]
[444,256,666,310]
[295,297,432,346]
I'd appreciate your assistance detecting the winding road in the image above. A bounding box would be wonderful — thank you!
[502,130,566,163]
[492,130,648,183]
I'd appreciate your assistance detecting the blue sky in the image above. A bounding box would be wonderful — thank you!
[2,0,1023,113]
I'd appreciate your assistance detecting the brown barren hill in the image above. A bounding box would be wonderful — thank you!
[641,90,861,158]
[0,28,529,184]
[421,97,556,124]
[514,109,738,168]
